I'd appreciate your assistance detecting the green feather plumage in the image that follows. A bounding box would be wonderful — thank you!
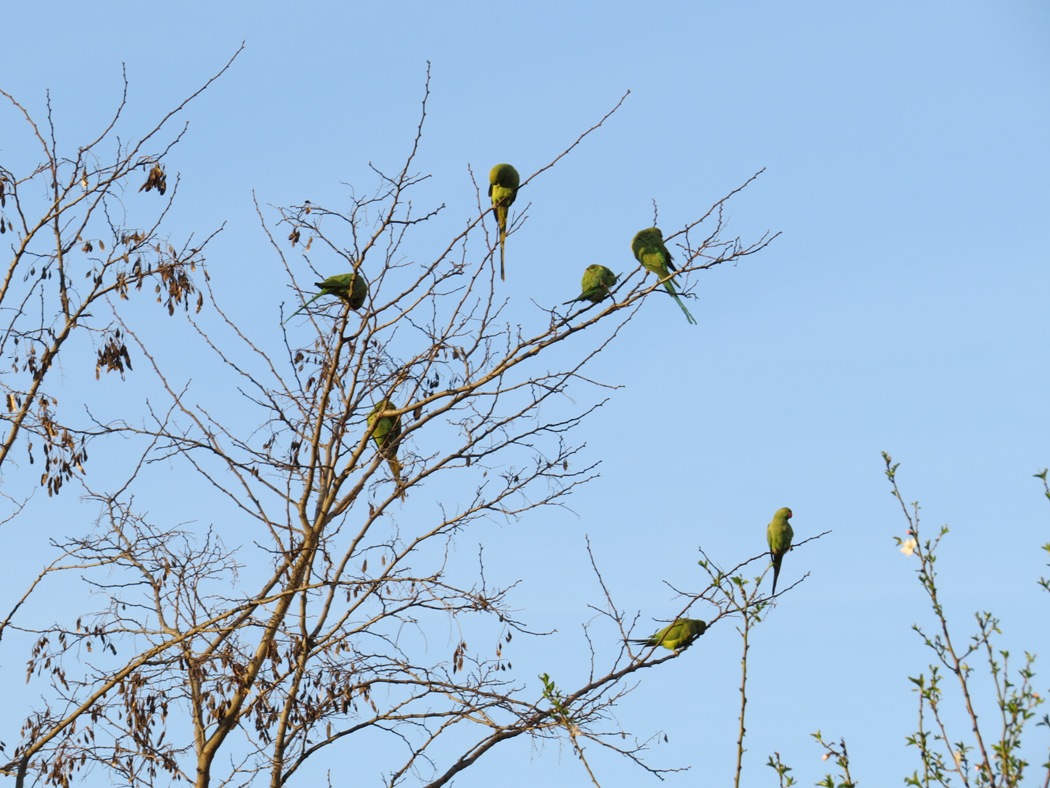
[367,399,405,500]
[631,227,697,325]
[488,163,520,282]
[284,271,368,323]
[630,618,707,652]
[766,507,794,596]
[564,264,618,305]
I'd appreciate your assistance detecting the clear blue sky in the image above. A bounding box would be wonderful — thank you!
[2,2,1048,785]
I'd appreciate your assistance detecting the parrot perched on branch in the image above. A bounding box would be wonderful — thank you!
[766,507,794,596]
[367,399,405,499]
[629,618,707,652]
[488,163,520,281]
[564,264,618,305]
[284,271,368,323]
[631,227,697,325]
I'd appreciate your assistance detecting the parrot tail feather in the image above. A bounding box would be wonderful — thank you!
[387,458,407,501]
[671,292,697,325]
[388,457,403,484]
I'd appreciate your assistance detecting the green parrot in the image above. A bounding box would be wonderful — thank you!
[284,271,368,323]
[631,227,697,325]
[488,163,520,281]
[630,618,707,652]
[563,264,618,305]
[367,399,405,499]
[766,507,794,596]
